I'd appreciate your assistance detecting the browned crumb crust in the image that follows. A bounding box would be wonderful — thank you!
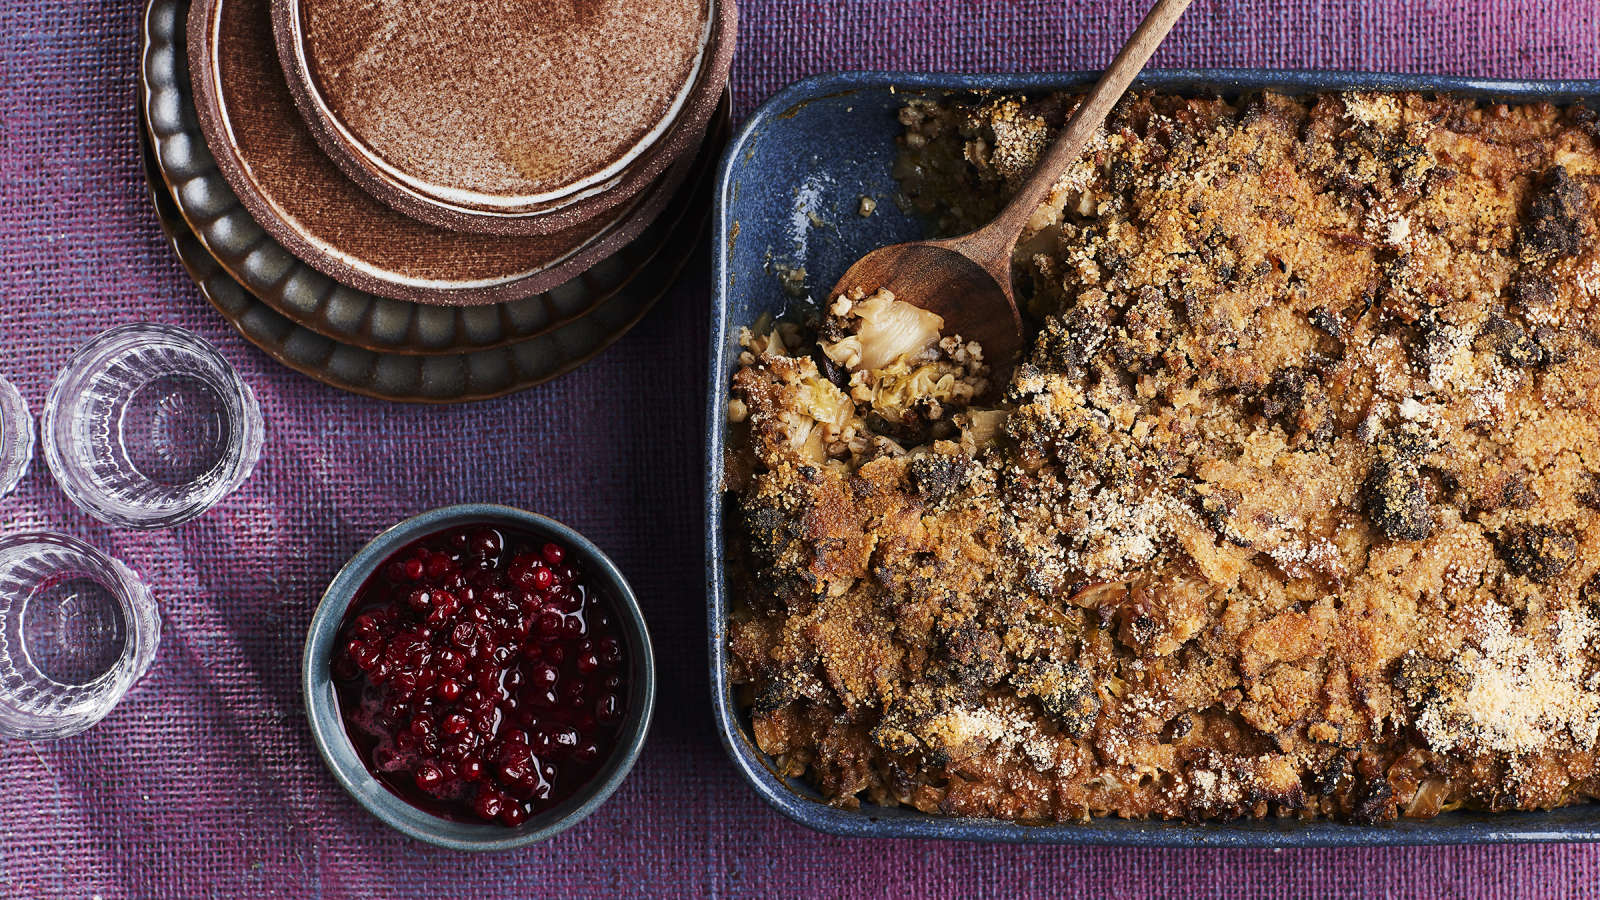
[726,90,1600,824]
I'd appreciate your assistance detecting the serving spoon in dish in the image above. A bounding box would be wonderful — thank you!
[827,0,1194,376]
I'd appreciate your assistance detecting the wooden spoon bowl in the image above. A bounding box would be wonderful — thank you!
[829,0,1193,379]
[831,239,1026,372]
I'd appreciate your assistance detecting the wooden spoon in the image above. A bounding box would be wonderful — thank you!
[828,0,1193,377]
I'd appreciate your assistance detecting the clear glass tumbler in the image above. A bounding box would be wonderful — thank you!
[42,324,264,528]
[0,376,33,499]
[0,533,160,739]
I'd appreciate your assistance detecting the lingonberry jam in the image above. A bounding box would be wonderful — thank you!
[332,525,629,827]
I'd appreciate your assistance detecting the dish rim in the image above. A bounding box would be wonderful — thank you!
[706,68,1600,848]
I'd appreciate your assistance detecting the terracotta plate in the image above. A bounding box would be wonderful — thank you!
[272,0,736,235]
[185,0,700,306]
[138,119,711,403]
[143,0,726,353]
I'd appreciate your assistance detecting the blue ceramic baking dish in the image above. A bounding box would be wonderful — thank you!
[706,70,1600,846]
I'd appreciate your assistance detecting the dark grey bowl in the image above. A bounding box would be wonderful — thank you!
[305,503,655,850]
[707,70,1600,847]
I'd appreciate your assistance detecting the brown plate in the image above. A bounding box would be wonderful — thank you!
[138,115,713,402]
[144,0,727,353]
[272,0,736,235]
[187,0,699,306]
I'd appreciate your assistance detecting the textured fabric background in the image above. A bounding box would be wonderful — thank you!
[1,0,1599,896]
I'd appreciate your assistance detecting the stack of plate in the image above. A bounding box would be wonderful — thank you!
[138,0,734,402]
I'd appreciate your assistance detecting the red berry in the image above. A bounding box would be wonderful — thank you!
[553,588,583,613]
[597,637,623,669]
[425,553,454,580]
[346,640,378,672]
[469,528,504,558]
[473,789,504,821]
[529,663,559,690]
[507,615,533,641]
[435,648,463,673]
[545,725,580,755]
[533,611,561,639]
[532,566,554,591]
[401,558,426,581]
[595,693,623,725]
[540,542,564,567]
[499,757,531,784]
[508,557,537,589]
[415,762,444,793]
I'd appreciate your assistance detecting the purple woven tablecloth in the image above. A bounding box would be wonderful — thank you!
[2,0,1599,896]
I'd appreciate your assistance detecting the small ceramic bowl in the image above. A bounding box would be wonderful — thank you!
[304,504,655,850]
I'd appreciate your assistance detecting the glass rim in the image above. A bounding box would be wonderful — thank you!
[40,323,264,528]
[0,375,34,497]
[0,531,161,739]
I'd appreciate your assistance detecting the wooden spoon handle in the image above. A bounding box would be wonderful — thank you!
[958,0,1194,268]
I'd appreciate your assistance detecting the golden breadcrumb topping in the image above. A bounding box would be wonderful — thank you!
[726,90,1600,824]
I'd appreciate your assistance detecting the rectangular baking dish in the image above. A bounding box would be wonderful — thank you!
[706,69,1600,847]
